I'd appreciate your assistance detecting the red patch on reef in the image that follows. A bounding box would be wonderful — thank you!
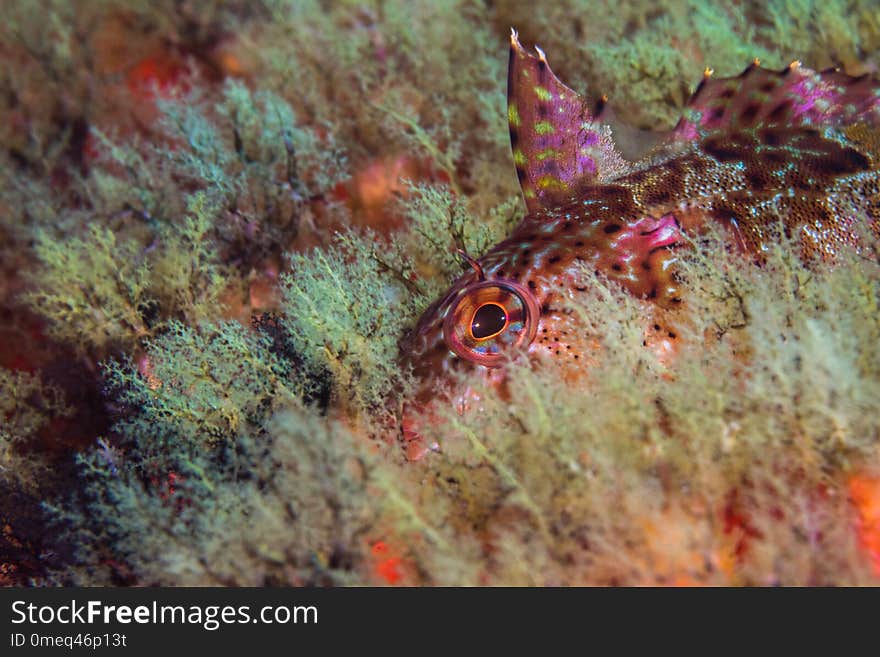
[126,54,189,100]
[849,474,880,576]
[339,155,454,233]
[370,540,405,585]
[150,470,190,514]
[722,490,763,562]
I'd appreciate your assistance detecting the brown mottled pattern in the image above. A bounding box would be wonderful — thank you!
[633,125,878,257]
[409,123,879,380]
[406,41,880,387]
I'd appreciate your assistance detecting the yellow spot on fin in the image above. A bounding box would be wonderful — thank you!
[508,104,520,127]
[534,120,555,135]
[534,86,553,102]
[536,174,567,191]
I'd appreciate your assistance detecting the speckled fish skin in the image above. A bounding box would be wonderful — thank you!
[407,31,880,385]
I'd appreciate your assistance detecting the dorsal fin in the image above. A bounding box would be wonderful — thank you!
[507,29,626,213]
[672,60,880,141]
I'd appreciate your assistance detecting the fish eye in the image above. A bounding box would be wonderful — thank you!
[443,279,539,367]
[471,302,508,340]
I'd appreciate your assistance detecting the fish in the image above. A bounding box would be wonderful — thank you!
[402,30,880,450]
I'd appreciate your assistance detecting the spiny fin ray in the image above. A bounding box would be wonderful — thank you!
[672,61,880,142]
[508,29,627,214]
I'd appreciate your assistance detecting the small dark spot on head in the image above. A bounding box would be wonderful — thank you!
[787,170,815,191]
[795,126,819,140]
[817,147,871,176]
[603,223,622,234]
[708,107,725,125]
[592,184,631,204]
[708,107,725,123]
[740,102,760,124]
[760,127,782,146]
[643,188,672,206]
[813,205,832,224]
[626,170,648,185]
[703,135,745,162]
[574,354,579,359]
[745,169,771,192]
[528,279,536,289]
[647,286,658,299]
[653,323,661,331]
[611,263,622,272]
[763,151,787,165]
[767,101,792,123]
[760,81,777,93]
[563,221,572,231]
[712,205,739,224]
[663,159,683,178]
[575,241,584,247]
[548,255,561,264]
[642,260,651,271]
[668,331,677,339]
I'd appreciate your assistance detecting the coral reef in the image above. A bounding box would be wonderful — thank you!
[1,0,879,586]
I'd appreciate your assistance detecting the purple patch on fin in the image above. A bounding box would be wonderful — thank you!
[582,131,600,146]
[578,155,597,175]
[508,30,627,212]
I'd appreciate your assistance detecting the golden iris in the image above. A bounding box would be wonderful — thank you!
[443,279,539,367]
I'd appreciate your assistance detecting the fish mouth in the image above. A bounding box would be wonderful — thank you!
[637,213,681,250]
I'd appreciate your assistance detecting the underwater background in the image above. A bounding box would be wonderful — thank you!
[1,0,880,586]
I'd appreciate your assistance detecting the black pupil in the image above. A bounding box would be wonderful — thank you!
[471,303,507,339]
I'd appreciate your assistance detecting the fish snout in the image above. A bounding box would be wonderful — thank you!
[401,375,495,461]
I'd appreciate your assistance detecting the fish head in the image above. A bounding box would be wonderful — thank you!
[400,205,683,459]
[399,30,880,458]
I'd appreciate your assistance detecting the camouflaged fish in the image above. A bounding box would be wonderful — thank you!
[407,29,880,391]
